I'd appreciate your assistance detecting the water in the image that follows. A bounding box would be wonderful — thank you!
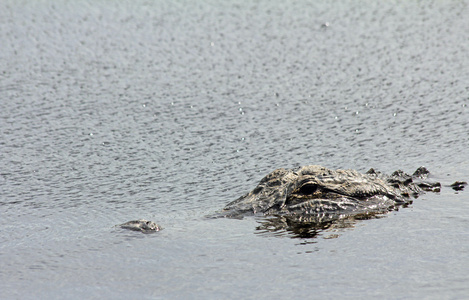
[1,0,468,299]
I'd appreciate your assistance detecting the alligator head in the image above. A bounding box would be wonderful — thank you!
[221,165,439,219]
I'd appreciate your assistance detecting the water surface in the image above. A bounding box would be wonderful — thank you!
[1,0,468,299]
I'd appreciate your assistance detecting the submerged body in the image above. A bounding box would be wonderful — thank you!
[221,165,441,219]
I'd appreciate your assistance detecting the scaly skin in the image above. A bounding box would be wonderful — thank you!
[220,165,441,218]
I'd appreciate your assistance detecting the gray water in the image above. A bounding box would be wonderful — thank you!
[1,0,469,299]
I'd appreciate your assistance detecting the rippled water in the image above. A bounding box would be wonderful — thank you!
[1,0,469,299]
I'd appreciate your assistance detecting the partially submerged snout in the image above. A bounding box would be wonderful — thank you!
[118,219,161,233]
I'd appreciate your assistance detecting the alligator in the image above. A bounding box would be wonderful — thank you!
[118,165,466,235]
[220,165,442,218]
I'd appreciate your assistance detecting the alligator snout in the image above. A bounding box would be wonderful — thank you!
[118,219,161,233]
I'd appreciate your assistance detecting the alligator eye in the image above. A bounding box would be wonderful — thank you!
[299,184,318,195]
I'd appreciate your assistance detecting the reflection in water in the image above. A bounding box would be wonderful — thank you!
[254,212,388,240]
